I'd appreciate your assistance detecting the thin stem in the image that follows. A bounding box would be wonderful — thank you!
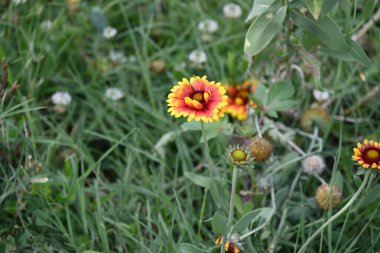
[254,114,262,138]
[240,184,276,239]
[298,171,371,253]
[313,174,326,185]
[201,122,215,177]
[227,166,238,232]
[197,188,208,236]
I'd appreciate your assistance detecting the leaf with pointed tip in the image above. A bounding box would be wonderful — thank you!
[244,5,287,56]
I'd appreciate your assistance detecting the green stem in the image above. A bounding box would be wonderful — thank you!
[197,188,208,236]
[298,171,371,253]
[201,122,215,177]
[227,166,238,231]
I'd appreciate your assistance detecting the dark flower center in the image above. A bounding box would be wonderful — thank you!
[190,90,207,105]
[232,89,250,105]
[226,242,238,253]
[363,148,380,164]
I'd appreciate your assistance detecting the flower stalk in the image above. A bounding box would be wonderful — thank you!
[227,166,238,231]
[298,171,371,253]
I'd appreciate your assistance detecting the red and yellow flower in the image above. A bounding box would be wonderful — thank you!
[225,80,257,121]
[215,236,240,253]
[167,76,228,122]
[352,139,380,169]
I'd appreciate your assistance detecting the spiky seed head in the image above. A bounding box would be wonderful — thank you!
[249,137,273,162]
[315,184,342,210]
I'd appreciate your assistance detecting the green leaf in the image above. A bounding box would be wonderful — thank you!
[267,100,298,112]
[180,244,208,253]
[250,83,267,108]
[290,11,349,52]
[321,40,371,66]
[210,179,228,213]
[268,81,294,101]
[82,251,102,253]
[181,121,203,131]
[359,185,380,209]
[231,209,261,234]
[183,171,210,188]
[320,0,338,16]
[346,40,371,67]
[361,0,377,21]
[302,32,322,50]
[246,0,277,21]
[211,212,228,236]
[331,171,343,192]
[305,0,323,19]
[244,5,287,56]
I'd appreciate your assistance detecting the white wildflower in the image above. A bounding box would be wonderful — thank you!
[41,20,52,31]
[188,49,207,65]
[198,19,218,33]
[51,92,72,106]
[108,50,127,63]
[128,55,137,63]
[223,2,242,19]
[102,26,117,39]
[105,87,124,101]
[313,90,330,102]
[302,155,325,175]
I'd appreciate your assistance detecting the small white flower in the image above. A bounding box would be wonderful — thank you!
[174,62,186,71]
[108,50,127,63]
[13,0,27,5]
[188,49,207,65]
[313,90,330,102]
[223,2,242,19]
[102,26,117,39]
[41,20,52,31]
[128,55,137,63]
[51,92,72,106]
[105,87,124,101]
[302,155,325,175]
[30,177,49,184]
[198,19,218,33]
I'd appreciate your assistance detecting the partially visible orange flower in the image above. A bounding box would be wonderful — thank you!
[352,139,380,169]
[215,235,222,245]
[225,80,257,121]
[167,76,228,122]
[215,237,240,253]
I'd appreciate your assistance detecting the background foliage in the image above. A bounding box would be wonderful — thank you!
[0,0,380,252]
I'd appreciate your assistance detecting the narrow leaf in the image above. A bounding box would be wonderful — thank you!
[211,212,228,236]
[246,0,276,21]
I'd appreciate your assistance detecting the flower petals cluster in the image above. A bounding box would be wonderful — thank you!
[167,76,228,122]
[225,80,257,121]
[352,139,380,169]
[223,2,242,19]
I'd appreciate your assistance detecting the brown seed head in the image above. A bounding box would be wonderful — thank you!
[249,137,273,162]
[315,184,342,210]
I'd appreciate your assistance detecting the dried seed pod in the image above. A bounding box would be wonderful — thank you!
[249,137,273,162]
[315,184,342,210]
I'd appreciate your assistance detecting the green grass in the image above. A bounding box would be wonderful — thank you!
[1,0,380,252]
